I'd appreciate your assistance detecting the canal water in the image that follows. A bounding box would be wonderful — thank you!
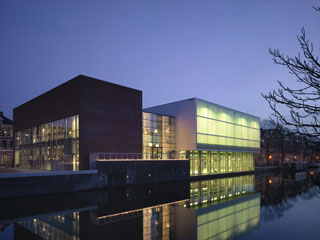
[0,170,319,240]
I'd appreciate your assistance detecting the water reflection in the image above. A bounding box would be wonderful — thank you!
[1,170,320,240]
[255,170,320,223]
[18,212,79,240]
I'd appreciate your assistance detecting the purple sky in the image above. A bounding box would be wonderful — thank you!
[0,0,319,120]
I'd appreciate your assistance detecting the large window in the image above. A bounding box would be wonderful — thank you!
[183,150,254,176]
[196,99,260,151]
[15,115,79,171]
[142,112,175,159]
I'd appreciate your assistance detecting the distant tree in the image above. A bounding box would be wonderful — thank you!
[260,119,277,165]
[275,124,289,165]
[262,7,320,139]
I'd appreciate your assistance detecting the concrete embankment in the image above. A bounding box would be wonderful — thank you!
[0,170,101,199]
[1,161,260,199]
[0,160,190,199]
[96,160,190,186]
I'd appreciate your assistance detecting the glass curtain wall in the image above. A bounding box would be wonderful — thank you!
[196,100,260,151]
[143,112,175,159]
[15,115,79,171]
[181,150,254,176]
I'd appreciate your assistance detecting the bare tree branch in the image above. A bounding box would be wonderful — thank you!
[262,8,320,139]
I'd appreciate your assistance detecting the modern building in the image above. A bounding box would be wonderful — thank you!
[14,75,142,171]
[14,75,260,176]
[144,98,260,176]
[0,112,13,167]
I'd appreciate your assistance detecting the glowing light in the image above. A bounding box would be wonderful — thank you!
[154,129,158,133]
[269,179,272,184]
[268,155,272,159]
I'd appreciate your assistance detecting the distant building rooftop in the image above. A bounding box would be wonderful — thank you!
[0,112,13,125]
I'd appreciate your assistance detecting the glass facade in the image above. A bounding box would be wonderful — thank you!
[180,150,254,176]
[142,112,175,159]
[196,99,260,151]
[15,115,79,171]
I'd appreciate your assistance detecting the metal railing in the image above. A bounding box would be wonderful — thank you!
[90,152,188,161]
[17,159,79,171]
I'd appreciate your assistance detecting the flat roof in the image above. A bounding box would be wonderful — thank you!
[142,110,175,118]
[145,97,260,120]
[14,74,142,110]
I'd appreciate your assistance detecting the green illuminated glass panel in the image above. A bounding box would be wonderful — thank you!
[196,99,260,151]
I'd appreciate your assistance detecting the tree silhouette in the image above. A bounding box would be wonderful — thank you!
[262,7,320,139]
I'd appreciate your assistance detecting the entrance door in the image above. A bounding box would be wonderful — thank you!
[152,147,162,159]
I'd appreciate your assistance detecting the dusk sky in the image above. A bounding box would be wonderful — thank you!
[0,0,319,120]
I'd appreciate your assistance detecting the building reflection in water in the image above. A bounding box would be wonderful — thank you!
[176,175,260,240]
[18,212,80,240]
[92,175,260,240]
[13,175,261,240]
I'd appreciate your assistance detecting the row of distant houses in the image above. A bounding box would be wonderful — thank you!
[255,122,320,166]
